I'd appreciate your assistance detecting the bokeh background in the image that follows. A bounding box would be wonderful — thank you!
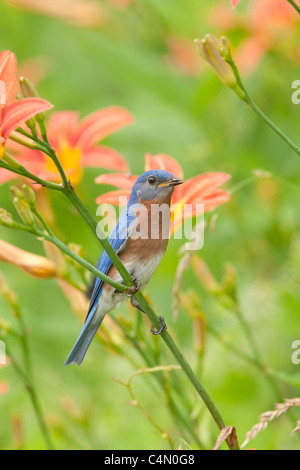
[0,0,300,450]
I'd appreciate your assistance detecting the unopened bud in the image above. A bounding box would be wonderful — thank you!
[194,35,237,88]
[9,186,24,200]
[194,34,246,100]
[9,131,38,150]
[0,209,15,228]
[13,198,35,227]
[22,184,36,208]
[2,152,22,170]
[19,76,45,123]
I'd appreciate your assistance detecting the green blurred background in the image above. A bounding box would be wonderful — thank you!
[0,0,300,450]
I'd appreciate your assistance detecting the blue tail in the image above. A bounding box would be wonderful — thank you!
[65,307,105,366]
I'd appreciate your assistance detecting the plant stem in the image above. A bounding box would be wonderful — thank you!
[227,56,300,159]
[39,232,128,293]
[0,158,62,191]
[132,292,230,435]
[6,346,54,450]
[287,0,300,14]
[245,95,300,158]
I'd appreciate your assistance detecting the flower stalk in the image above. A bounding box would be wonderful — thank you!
[195,34,300,159]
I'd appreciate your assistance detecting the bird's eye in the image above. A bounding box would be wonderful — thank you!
[148,176,156,185]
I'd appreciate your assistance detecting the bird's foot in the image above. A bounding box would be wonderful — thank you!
[151,316,167,335]
[124,276,141,296]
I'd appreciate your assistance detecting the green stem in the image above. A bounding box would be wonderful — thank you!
[227,56,300,159]
[287,0,300,14]
[39,232,128,293]
[0,158,62,192]
[32,208,55,237]
[132,292,229,434]
[6,347,54,450]
[245,95,300,158]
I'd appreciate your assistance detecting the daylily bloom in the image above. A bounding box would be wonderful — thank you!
[0,239,57,278]
[95,153,231,234]
[0,50,52,158]
[3,107,133,186]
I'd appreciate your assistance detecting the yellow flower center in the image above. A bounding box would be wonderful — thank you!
[46,143,83,185]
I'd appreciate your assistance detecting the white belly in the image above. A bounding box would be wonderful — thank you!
[92,253,164,325]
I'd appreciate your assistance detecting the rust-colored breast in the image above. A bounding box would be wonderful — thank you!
[104,195,172,290]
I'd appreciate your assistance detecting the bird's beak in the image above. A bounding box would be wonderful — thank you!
[157,178,184,188]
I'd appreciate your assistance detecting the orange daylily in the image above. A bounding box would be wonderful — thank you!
[3,107,133,186]
[0,50,52,158]
[95,153,231,234]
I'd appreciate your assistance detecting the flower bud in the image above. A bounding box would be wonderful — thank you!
[13,197,35,227]
[19,76,45,123]
[9,131,39,149]
[22,184,36,208]
[0,209,15,228]
[10,185,24,200]
[194,35,237,88]
[194,35,246,100]
[219,36,231,62]
[2,152,22,170]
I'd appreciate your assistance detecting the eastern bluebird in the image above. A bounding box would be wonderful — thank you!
[65,169,183,365]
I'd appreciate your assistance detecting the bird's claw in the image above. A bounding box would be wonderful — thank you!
[124,276,141,296]
[151,316,167,335]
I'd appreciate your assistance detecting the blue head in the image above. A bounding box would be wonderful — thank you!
[128,170,183,205]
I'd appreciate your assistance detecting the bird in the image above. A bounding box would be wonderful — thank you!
[65,169,183,365]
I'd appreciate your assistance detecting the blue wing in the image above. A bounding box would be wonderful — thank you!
[64,205,137,366]
[86,205,136,322]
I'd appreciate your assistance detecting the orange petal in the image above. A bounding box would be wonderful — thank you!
[0,168,16,184]
[96,189,130,206]
[95,172,137,189]
[82,145,129,172]
[145,153,184,180]
[1,97,53,139]
[200,189,231,212]
[75,106,134,150]
[46,110,79,148]
[175,172,231,203]
[0,50,18,104]
[0,239,57,278]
